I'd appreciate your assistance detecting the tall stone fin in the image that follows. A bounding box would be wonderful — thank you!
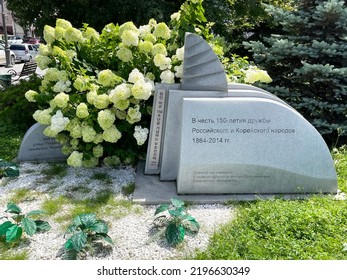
[181,33,228,92]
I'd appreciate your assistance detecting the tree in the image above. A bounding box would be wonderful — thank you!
[203,0,297,53]
[244,0,347,145]
[6,0,183,35]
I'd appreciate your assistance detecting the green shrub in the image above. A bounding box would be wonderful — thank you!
[0,75,42,131]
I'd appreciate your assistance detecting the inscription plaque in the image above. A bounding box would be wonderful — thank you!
[17,123,67,162]
[176,97,337,194]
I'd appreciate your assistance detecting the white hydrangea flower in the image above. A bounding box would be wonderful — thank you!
[67,151,83,167]
[64,27,83,43]
[82,125,97,142]
[170,12,181,21]
[138,40,153,53]
[128,68,145,84]
[133,125,149,145]
[98,69,121,87]
[93,94,110,109]
[153,22,171,40]
[25,90,38,102]
[35,55,52,70]
[139,25,151,37]
[116,47,133,62]
[174,64,184,79]
[50,110,70,134]
[176,47,184,61]
[97,109,115,130]
[93,145,104,158]
[160,69,175,84]
[152,43,167,56]
[126,105,141,124]
[109,83,131,103]
[33,108,53,125]
[52,92,69,108]
[76,103,89,118]
[121,30,139,46]
[244,68,272,84]
[154,54,171,70]
[43,25,55,44]
[56,19,72,29]
[102,125,122,143]
[52,80,72,93]
[131,81,153,100]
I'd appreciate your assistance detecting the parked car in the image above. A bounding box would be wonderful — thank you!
[7,35,23,45]
[9,43,38,62]
[26,37,44,45]
[0,44,16,65]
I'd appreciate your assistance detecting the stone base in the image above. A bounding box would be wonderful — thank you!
[133,161,317,205]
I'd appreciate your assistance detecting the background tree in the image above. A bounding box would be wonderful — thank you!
[6,0,183,35]
[244,0,347,146]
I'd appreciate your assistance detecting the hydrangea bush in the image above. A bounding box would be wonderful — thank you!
[25,0,271,168]
[26,17,186,168]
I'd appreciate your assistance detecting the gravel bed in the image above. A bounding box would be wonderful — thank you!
[0,163,234,260]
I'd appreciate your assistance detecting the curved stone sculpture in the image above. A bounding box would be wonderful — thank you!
[182,33,228,92]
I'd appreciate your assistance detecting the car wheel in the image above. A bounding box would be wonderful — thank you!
[10,55,15,65]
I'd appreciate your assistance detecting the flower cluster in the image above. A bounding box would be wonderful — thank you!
[26,18,184,167]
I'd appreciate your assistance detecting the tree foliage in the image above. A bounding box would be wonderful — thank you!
[244,0,347,145]
[6,0,183,35]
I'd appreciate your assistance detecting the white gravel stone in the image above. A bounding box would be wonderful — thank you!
[0,163,235,260]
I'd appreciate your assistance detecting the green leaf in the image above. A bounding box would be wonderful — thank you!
[171,199,184,208]
[22,217,37,236]
[155,204,169,216]
[68,232,88,252]
[6,224,22,242]
[27,210,45,217]
[169,208,184,217]
[62,249,79,260]
[183,216,200,236]
[79,213,97,228]
[98,233,113,245]
[165,223,185,246]
[5,202,22,214]
[90,221,108,234]
[4,166,19,177]
[0,221,14,236]
[35,220,51,232]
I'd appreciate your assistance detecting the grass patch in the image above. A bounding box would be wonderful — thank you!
[41,163,68,178]
[45,191,141,227]
[8,189,39,204]
[122,182,136,196]
[90,172,113,184]
[194,196,347,260]
[332,145,347,193]
[0,238,29,260]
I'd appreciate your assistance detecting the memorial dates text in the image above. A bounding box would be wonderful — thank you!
[191,116,296,144]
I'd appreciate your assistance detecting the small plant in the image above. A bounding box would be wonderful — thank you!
[0,202,51,243]
[150,199,200,246]
[61,213,113,260]
[0,159,19,178]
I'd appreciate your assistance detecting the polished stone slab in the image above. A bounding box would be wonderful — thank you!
[176,97,337,194]
[17,123,67,162]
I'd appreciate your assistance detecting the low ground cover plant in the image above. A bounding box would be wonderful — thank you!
[61,213,113,259]
[150,199,200,246]
[0,202,51,243]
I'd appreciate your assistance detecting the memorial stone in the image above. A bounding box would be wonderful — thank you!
[17,123,67,162]
[140,32,337,199]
